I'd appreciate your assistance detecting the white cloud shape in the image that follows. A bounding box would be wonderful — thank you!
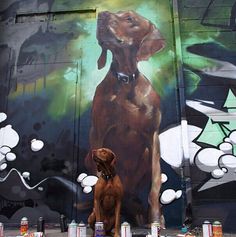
[0,125,19,148]
[219,154,236,169]
[83,186,92,194]
[160,125,201,167]
[82,176,98,187]
[22,172,30,180]
[0,163,7,171]
[219,142,233,154]
[0,113,7,123]
[31,139,44,152]
[6,152,16,161]
[195,148,224,172]
[0,146,11,155]
[77,173,87,182]
[0,116,20,172]
[77,173,98,194]
[211,169,224,178]
[161,173,168,183]
[194,130,236,191]
[160,189,182,205]
[229,131,236,144]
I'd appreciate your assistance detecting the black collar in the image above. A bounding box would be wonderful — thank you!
[110,65,139,84]
[101,171,116,181]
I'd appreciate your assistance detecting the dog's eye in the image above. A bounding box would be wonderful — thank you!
[125,16,133,22]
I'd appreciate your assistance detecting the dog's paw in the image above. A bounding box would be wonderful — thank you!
[114,233,120,237]
[160,214,166,229]
[135,214,145,226]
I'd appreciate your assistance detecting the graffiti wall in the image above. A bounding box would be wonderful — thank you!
[179,0,236,231]
[0,0,235,231]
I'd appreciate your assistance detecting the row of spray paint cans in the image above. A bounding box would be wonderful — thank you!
[0,217,160,237]
[0,217,45,237]
[114,221,161,237]
[67,220,107,237]
[0,214,69,237]
[202,221,223,237]
[67,221,161,237]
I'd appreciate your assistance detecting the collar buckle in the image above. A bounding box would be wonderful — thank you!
[116,72,136,84]
[117,72,129,84]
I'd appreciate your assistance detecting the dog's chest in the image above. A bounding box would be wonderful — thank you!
[108,89,156,128]
[93,80,159,136]
[99,181,120,207]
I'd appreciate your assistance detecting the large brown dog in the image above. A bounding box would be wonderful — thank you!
[88,148,123,237]
[86,10,165,226]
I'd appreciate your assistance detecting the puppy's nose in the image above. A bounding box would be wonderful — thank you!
[92,149,96,154]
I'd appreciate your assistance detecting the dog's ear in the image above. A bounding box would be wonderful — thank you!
[110,152,117,167]
[97,48,107,69]
[137,24,165,61]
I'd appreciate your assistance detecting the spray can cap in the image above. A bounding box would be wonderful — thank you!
[203,220,211,224]
[70,220,77,226]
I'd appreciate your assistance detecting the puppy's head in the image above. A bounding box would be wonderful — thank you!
[96,10,165,69]
[92,148,117,173]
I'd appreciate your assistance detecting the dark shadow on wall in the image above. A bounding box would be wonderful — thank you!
[186,42,236,96]
[201,0,236,31]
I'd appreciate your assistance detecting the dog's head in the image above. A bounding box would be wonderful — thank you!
[92,148,117,173]
[96,10,165,69]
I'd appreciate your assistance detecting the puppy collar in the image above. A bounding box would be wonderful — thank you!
[101,172,116,180]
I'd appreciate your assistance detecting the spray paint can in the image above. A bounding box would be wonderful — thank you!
[68,220,77,237]
[151,221,160,237]
[121,222,131,237]
[60,214,67,232]
[37,217,45,233]
[95,222,104,237]
[212,221,222,237]
[0,222,4,237]
[202,220,212,237]
[77,222,87,237]
[20,217,29,235]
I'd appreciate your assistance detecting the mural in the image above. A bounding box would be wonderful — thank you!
[85,10,165,226]
[0,0,236,231]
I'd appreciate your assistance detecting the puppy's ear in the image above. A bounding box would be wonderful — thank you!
[97,48,107,69]
[137,24,165,62]
[97,165,101,172]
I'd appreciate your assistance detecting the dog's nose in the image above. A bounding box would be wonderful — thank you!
[98,11,110,21]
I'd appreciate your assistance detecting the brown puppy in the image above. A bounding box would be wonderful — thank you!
[86,10,165,226]
[88,148,123,237]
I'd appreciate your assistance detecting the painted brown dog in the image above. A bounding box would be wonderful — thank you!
[86,10,165,226]
[88,148,123,237]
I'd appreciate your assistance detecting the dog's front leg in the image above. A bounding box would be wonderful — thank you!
[114,200,121,237]
[148,131,163,226]
[94,198,102,222]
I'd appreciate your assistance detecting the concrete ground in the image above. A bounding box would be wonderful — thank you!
[3,227,236,237]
